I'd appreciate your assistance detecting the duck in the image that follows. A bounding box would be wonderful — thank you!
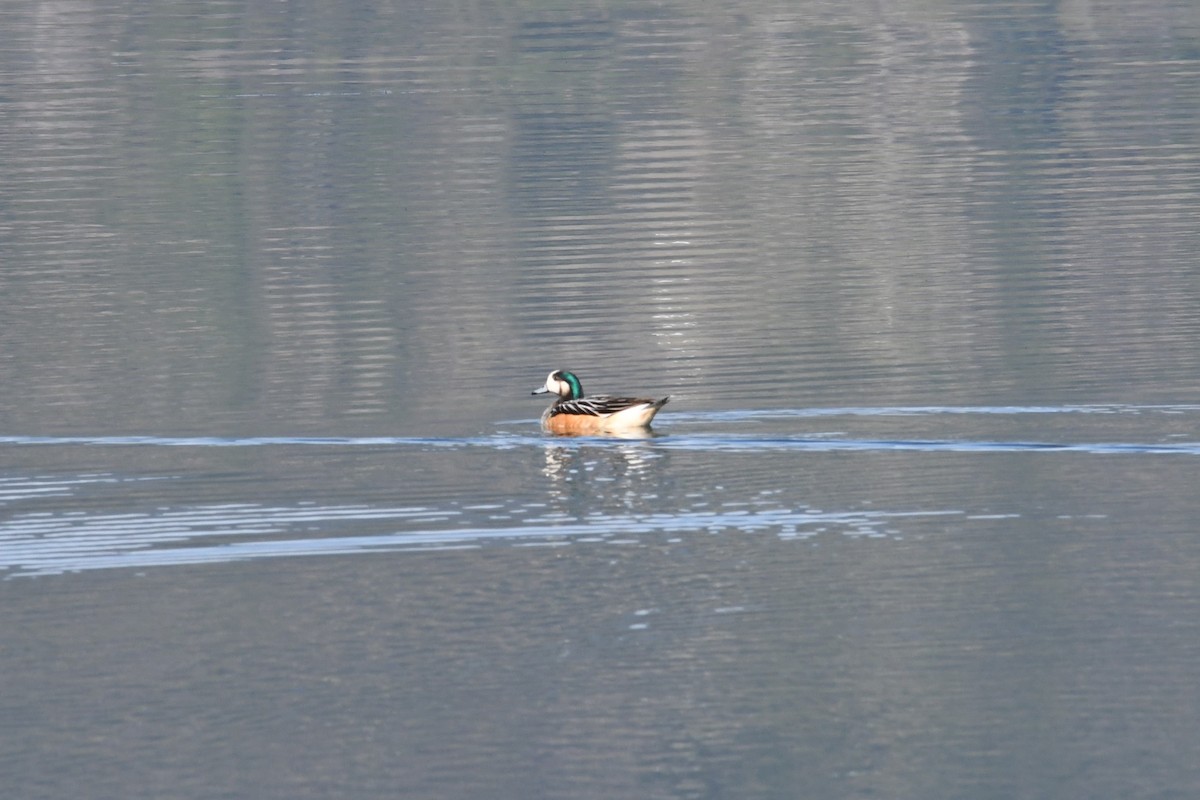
[531,369,669,434]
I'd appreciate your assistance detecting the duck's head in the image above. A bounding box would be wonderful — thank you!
[531,369,583,400]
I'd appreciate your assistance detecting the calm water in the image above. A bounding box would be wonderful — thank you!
[4,1,1200,798]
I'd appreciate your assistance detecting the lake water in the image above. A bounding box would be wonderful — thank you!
[4,1,1200,798]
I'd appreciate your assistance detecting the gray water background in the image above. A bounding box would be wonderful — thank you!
[3,2,1200,798]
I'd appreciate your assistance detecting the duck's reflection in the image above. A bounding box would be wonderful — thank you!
[540,439,668,515]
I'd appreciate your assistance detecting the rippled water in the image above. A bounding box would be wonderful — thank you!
[4,402,1200,581]
[4,1,1200,798]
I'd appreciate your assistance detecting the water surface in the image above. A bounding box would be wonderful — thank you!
[3,1,1200,798]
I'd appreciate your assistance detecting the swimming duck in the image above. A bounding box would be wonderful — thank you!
[531,369,669,434]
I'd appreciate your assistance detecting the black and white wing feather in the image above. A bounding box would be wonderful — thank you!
[548,395,665,418]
